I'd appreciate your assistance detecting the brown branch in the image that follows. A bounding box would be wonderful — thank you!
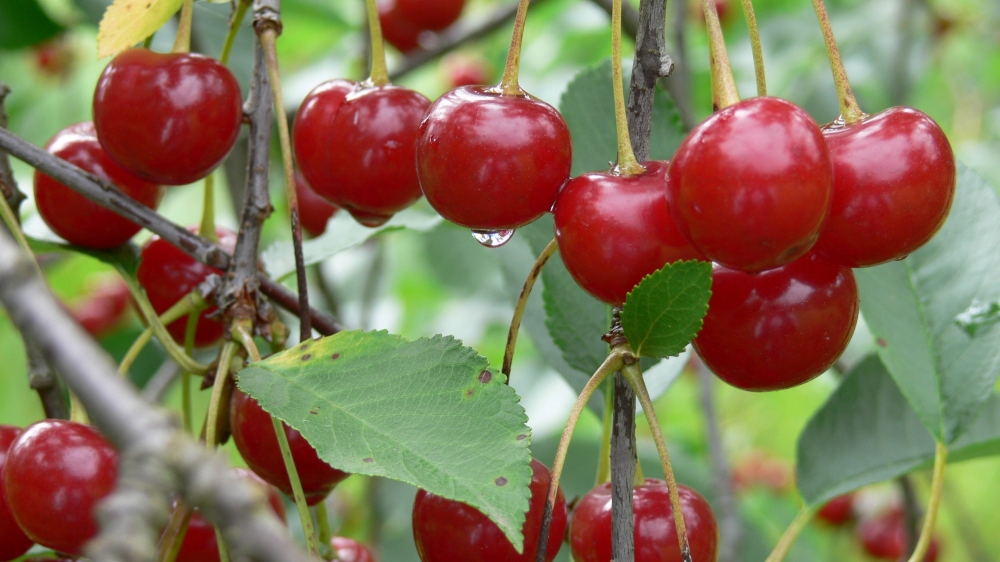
[0,82,26,215]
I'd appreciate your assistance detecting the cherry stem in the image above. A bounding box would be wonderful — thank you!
[703,0,740,109]
[596,377,613,485]
[205,341,238,447]
[69,392,90,424]
[499,0,532,95]
[215,529,232,562]
[762,506,813,562]
[182,310,199,433]
[739,0,766,96]
[621,361,693,562]
[363,0,391,86]
[199,173,218,243]
[535,350,625,562]
[220,0,251,65]
[502,238,557,384]
[611,0,645,176]
[155,500,194,562]
[171,0,195,54]
[123,275,211,375]
[810,0,864,124]
[905,442,948,562]
[315,502,334,560]
[118,291,206,378]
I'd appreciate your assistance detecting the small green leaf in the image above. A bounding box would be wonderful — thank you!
[97,0,184,58]
[0,0,63,50]
[236,331,533,552]
[620,261,712,359]
[27,236,142,277]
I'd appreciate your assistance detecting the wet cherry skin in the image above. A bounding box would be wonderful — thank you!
[1,420,118,556]
[93,48,243,186]
[34,122,164,249]
[379,1,423,53]
[665,96,833,272]
[812,107,956,267]
[294,81,429,227]
[554,161,706,306]
[816,493,855,526]
[693,253,859,391]
[417,86,573,231]
[856,509,940,561]
[296,171,339,237]
[0,426,33,562]
[230,387,350,506]
[412,458,567,562]
[570,480,718,562]
[137,227,237,347]
[332,537,378,562]
[397,0,464,30]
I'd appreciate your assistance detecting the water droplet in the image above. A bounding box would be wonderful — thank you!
[955,299,1000,337]
[471,229,514,248]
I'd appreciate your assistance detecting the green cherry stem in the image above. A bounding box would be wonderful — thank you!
[703,0,740,109]
[220,0,251,65]
[182,308,199,433]
[906,442,948,562]
[171,0,195,54]
[595,377,613,485]
[123,275,210,375]
[214,528,232,562]
[763,506,813,562]
[810,0,864,124]
[499,0,532,95]
[155,500,195,562]
[611,0,645,176]
[739,0,766,96]
[364,0,391,86]
[198,172,218,243]
[315,502,334,560]
[205,341,238,448]
[117,290,207,377]
[502,238,557,384]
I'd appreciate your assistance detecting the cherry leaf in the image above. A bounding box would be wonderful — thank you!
[620,260,712,359]
[97,0,183,59]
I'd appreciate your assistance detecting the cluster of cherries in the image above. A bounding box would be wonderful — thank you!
[817,493,941,561]
[378,0,466,53]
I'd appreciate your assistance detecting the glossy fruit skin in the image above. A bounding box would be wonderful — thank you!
[693,253,859,391]
[812,107,956,267]
[816,493,855,526]
[137,227,237,347]
[570,480,718,562]
[666,96,833,272]
[379,2,423,53]
[296,171,339,237]
[417,86,573,231]
[857,510,939,561]
[34,122,164,249]
[0,426,33,562]
[2,420,118,556]
[71,275,131,338]
[294,81,429,227]
[412,458,567,562]
[230,388,350,506]
[397,0,464,30]
[332,537,377,562]
[554,161,706,306]
[93,48,243,186]
[176,468,286,562]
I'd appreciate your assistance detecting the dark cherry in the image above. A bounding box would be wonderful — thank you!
[397,0,464,31]
[1,420,118,556]
[0,426,33,562]
[417,86,572,231]
[666,96,833,272]
[379,1,423,53]
[230,388,350,506]
[812,107,956,267]
[412,458,566,562]
[816,493,855,526]
[175,468,286,562]
[34,122,164,249]
[294,80,430,227]
[70,275,132,338]
[93,48,243,186]
[137,227,237,347]
[693,253,859,391]
[857,509,940,561]
[570,480,718,562]
[296,171,339,237]
[332,537,377,562]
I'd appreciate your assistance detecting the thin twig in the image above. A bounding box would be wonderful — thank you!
[0,82,26,215]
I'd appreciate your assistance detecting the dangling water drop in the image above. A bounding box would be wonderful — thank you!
[471,229,515,248]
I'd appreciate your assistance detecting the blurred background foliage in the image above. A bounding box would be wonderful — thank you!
[1,0,999,560]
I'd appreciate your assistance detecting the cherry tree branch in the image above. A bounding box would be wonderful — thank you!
[0,82,26,215]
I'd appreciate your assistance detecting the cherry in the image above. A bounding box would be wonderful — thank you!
[856,509,940,561]
[379,1,423,53]
[412,458,566,562]
[34,122,164,249]
[569,480,718,562]
[0,426,33,562]
[331,537,377,562]
[442,53,493,89]
[816,493,855,526]
[693,253,859,391]
[397,0,464,31]
[294,80,430,227]
[174,468,286,562]
[296,171,339,237]
[665,96,833,272]
[1,420,118,556]
[93,48,243,186]
[730,450,793,494]
[230,387,350,506]
[811,107,955,267]
[137,227,237,347]
[553,161,706,306]
[70,275,132,338]
[417,86,572,232]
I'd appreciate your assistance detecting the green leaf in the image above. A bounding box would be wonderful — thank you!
[0,0,63,50]
[796,354,1000,506]
[855,163,1000,443]
[27,236,142,277]
[236,331,533,551]
[620,261,712,359]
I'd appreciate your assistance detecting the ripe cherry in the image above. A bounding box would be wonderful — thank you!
[693,253,859,391]
[70,275,132,338]
[570,480,718,562]
[137,227,237,347]
[812,108,956,267]
[730,450,793,494]
[294,80,430,227]
[816,493,855,526]
[2,420,118,556]
[34,122,164,249]
[230,387,350,506]
[553,161,705,306]
[379,2,423,53]
[0,426,33,562]
[666,96,833,272]
[332,537,378,562]
[417,86,572,232]
[412,458,566,562]
[397,0,464,31]
[856,509,940,561]
[296,171,339,237]
[93,48,243,186]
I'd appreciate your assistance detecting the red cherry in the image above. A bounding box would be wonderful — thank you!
[1,420,118,556]
[34,122,164,249]
[175,468,286,562]
[294,81,429,227]
[137,227,237,347]
[816,493,855,526]
[417,86,572,231]
[812,108,956,267]
[730,450,793,494]
[857,509,940,561]
[296,171,339,237]
[379,1,423,53]
[412,458,567,562]
[570,480,718,562]
[93,48,243,186]
[666,96,833,272]
[553,161,706,306]
[0,426,33,562]
[397,0,464,31]
[230,388,350,506]
[693,253,859,391]
[332,537,378,562]
[442,54,493,89]
[71,275,131,338]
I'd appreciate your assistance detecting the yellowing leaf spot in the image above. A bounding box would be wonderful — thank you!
[97,0,185,59]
